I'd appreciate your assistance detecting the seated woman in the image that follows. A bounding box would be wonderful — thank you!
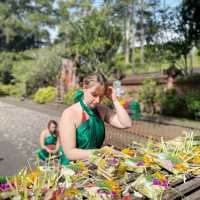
[37,120,60,161]
[59,73,132,166]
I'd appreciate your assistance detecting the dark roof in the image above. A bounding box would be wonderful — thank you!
[109,68,200,85]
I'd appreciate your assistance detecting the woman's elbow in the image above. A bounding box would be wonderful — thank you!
[64,149,76,160]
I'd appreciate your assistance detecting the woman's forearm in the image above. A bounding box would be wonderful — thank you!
[113,99,132,128]
[64,148,94,161]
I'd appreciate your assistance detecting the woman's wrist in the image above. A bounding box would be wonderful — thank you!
[113,99,121,107]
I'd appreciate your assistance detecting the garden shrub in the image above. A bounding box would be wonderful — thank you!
[33,86,56,104]
[160,89,200,119]
[139,79,162,114]
[0,84,22,97]
[63,87,77,105]
[160,88,186,117]
[184,90,200,119]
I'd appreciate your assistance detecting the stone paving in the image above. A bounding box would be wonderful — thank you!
[0,101,59,176]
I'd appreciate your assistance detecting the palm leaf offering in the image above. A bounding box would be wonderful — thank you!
[1,131,200,199]
[131,172,168,200]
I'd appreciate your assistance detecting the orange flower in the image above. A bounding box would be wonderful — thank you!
[154,172,166,181]
[175,163,188,171]
[64,187,79,197]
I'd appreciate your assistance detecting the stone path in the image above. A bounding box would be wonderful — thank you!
[0,100,60,176]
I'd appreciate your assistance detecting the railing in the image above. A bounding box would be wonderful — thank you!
[104,119,198,149]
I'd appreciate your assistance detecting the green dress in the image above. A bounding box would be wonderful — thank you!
[59,91,105,166]
[37,134,57,161]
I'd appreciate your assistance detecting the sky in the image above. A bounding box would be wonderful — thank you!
[165,0,181,7]
[50,0,182,42]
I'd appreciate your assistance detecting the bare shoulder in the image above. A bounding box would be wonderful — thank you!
[41,128,49,137]
[60,103,81,124]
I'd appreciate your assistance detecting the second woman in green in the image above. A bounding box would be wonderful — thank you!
[37,120,60,161]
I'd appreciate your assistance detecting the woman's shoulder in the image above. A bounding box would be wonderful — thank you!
[61,103,81,121]
[41,128,49,136]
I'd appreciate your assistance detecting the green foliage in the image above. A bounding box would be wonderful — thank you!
[0,84,22,97]
[0,85,6,96]
[67,9,122,76]
[0,52,19,84]
[160,89,200,120]
[33,86,56,104]
[12,44,65,96]
[139,79,162,114]
[181,0,200,44]
[184,90,200,119]
[160,89,185,117]
[0,0,57,51]
[63,88,77,105]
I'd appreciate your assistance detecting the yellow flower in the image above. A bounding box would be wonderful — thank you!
[192,156,200,164]
[104,180,122,194]
[26,169,41,183]
[117,162,126,175]
[119,99,126,107]
[195,146,200,153]
[99,159,106,168]
[76,160,87,171]
[144,154,153,164]
[121,148,135,157]
[154,172,166,181]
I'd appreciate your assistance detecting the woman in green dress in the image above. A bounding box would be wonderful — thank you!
[37,120,60,161]
[59,73,132,165]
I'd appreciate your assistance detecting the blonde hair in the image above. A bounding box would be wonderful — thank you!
[83,73,108,88]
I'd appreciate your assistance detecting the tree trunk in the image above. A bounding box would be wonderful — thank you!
[131,1,136,74]
[140,0,145,67]
[125,5,131,65]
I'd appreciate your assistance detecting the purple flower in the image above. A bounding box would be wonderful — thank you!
[137,161,144,166]
[0,183,10,191]
[111,191,117,197]
[109,157,119,165]
[152,178,161,186]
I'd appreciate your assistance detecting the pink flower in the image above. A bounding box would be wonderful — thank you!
[164,160,174,169]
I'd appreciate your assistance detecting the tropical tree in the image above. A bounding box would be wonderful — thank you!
[64,9,122,78]
[0,0,58,51]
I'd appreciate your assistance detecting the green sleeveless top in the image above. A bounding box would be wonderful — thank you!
[37,133,57,161]
[44,134,57,145]
[59,91,105,166]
